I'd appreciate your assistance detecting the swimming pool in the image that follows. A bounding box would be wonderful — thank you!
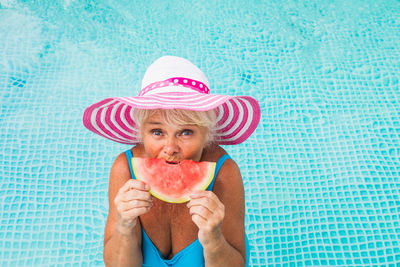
[1,0,400,266]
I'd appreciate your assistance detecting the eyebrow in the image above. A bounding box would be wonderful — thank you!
[144,121,196,127]
[144,121,163,125]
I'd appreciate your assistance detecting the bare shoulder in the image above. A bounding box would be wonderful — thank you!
[213,151,243,200]
[202,145,243,199]
[203,145,242,184]
[202,145,229,162]
[109,151,131,184]
[108,145,144,184]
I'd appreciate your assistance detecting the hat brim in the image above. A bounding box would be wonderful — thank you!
[83,91,260,145]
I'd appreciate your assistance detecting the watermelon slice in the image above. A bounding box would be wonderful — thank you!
[131,157,216,203]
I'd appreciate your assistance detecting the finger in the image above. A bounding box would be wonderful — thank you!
[118,198,153,215]
[123,190,153,202]
[189,205,213,219]
[190,191,220,204]
[187,192,222,210]
[189,190,208,199]
[120,199,153,211]
[191,213,207,229]
[189,202,225,223]
[122,179,150,193]
[187,197,211,209]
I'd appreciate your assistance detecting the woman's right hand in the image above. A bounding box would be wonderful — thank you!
[113,179,153,235]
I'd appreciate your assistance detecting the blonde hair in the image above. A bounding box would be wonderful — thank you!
[133,109,217,144]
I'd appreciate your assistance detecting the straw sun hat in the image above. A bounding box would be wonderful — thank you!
[83,56,260,145]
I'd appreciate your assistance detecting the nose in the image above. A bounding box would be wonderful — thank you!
[163,136,179,156]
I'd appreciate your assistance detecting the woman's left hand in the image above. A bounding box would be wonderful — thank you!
[187,191,225,247]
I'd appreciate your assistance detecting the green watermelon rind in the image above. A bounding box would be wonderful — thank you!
[131,157,216,203]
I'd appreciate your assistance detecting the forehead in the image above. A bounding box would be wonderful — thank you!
[144,111,163,121]
[143,110,198,125]
[143,113,198,127]
[143,112,167,124]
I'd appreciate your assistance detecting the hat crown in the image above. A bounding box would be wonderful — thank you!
[141,56,209,89]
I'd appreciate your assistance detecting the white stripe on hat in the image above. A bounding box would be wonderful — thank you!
[120,94,227,109]
[109,103,137,137]
[138,94,221,105]
[119,104,137,132]
[100,107,129,141]
[90,100,125,143]
[215,105,224,122]
[215,98,254,142]
[217,98,243,136]
[215,100,234,130]
[143,86,197,95]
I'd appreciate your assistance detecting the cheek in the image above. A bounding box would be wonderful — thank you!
[182,138,207,154]
[143,137,162,154]
[196,133,209,149]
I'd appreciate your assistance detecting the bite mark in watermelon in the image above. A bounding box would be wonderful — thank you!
[131,157,216,203]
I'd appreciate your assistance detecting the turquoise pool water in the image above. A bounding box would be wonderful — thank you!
[1,0,400,266]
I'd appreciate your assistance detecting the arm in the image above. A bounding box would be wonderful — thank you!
[188,158,246,267]
[103,152,153,267]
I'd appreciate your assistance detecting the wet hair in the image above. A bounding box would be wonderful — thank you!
[133,109,217,144]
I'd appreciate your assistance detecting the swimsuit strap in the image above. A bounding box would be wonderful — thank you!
[206,154,231,191]
[125,149,231,191]
[125,149,136,179]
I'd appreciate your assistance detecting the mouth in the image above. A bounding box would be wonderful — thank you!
[165,160,180,165]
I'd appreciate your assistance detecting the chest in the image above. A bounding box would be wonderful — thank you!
[139,198,198,259]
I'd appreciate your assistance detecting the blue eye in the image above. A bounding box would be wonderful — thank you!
[181,129,193,136]
[151,129,162,136]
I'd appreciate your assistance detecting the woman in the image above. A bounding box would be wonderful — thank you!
[83,56,261,266]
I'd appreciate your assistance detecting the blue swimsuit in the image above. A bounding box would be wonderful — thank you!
[125,150,249,267]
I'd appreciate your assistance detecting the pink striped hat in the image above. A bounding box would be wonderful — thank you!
[83,56,260,145]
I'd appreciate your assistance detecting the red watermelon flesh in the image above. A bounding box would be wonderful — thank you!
[131,157,216,203]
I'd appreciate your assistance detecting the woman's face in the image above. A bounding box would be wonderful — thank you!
[141,112,209,162]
